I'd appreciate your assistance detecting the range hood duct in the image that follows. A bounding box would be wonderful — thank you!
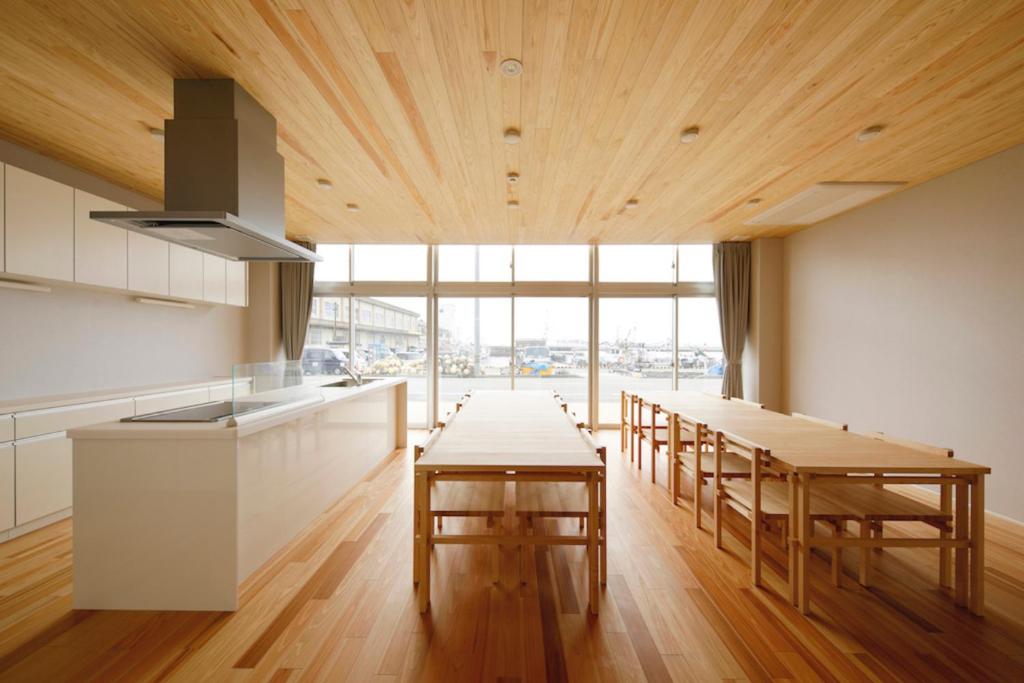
[92,79,320,262]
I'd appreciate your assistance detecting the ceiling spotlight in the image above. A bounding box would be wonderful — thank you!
[507,172,520,184]
[507,199,520,209]
[679,126,700,143]
[856,125,885,142]
[148,127,165,139]
[500,58,523,77]
[346,203,360,212]
[317,178,333,190]
[625,198,639,209]
[503,128,521,144]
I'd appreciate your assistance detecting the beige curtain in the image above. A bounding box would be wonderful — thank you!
[280,240,316,361]
[713,241,751,399]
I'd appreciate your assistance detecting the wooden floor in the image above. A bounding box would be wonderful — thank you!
[1,431,1023,682]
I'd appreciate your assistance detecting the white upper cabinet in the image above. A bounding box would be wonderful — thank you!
[4,166,74,281]
[0,163,5,272]
[202,253,227,304]
[226,260,247,307]
[168,243,204,300]
[74,190,127,289]
[127,232,169,296]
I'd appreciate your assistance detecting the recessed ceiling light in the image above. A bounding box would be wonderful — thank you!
[625,198,639,209]
[856,125,885,142]
[148,127,165,139]
[503,128,521,144]
[679,126,700,143]
[745,198,762,206]
[507,199,520,209]
[317,178,333,190]
[507,172,520,184]
[346,203,360,212]
[500,58,523,77]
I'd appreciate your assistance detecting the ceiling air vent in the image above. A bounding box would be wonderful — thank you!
[745,182,905,225]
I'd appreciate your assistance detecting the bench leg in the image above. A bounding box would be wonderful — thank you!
[939,484,952,589]
[694,470,703,530]
[858,521,871,587]
[831,521,844,588]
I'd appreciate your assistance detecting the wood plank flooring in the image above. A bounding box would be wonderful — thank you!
[1,431,1023,681]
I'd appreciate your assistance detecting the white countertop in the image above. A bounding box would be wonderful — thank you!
[69,377,406,441]
[0,377,240,414]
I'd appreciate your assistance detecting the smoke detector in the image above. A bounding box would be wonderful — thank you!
[503,128,521,144]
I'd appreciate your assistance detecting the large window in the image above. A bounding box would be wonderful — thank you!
[513,245,589,281]
[314,244,350,282]
[599,245,675,283]
[353,297,427,424]
[598,298,674,423]
[352,244,427,281]
[677,298,723,393]
[438,245,512,281]
[437,298,512,417]
[514,298,589,422]
[307,242,721,427]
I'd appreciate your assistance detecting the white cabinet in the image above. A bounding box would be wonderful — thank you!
[15,433,72,525]
[169,244,204,300]
[4,166,74,281]
[0,415,12,443]
[0,163,5,272]
[74,190,127,289]
[226,260,247,306]
[127,232,169,296]
[203,254,227,304]
[14,398,134,440]
[0,443,13,532]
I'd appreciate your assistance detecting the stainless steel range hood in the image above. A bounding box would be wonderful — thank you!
[92,79,320,262]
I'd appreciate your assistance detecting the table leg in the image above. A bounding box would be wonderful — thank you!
[955,480,968,607]
[629,397,636,464]
[600,471,608,585]
[788,474,798,606]
[798,474,812,615]
[588,472,599,614]
[413,471,421,585]
[970,475,985,615]
[668,417,678,504]
[418,471,432,613]
[939,483,952,589]
[620,391,627,452]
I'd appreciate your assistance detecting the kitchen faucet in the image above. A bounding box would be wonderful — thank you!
[340,365,363,386]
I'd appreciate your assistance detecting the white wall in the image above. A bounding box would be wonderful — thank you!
[0,139,251,402]
[782,145,1024,520]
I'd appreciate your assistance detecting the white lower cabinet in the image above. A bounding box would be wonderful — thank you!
[15,433,72,525]
[0,443,14,532]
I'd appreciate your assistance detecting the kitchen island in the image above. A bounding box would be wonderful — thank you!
[68,378,407,611]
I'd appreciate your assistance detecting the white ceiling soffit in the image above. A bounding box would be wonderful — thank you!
[745,182,906,225]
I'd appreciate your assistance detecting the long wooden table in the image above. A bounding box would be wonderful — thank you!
[414,390,606,613]
[623,390,990,615]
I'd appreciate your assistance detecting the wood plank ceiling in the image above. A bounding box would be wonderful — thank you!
[0,0,1022,244]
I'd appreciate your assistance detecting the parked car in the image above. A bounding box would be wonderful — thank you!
[301,346,349,375]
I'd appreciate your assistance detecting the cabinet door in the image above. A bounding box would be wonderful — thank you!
[203,253,227,304]
[0,163,5,272]
[169,244,204,300]
[128,231,169,295]
[226,260,247,306]
[74,190,127,289]
[15,433,72,525]
[4,166,74,281]
[0,443,13,532]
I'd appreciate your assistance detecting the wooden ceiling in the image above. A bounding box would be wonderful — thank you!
[0,1,1022,244]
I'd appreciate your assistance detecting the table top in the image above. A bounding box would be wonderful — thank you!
[416,391,605,472]
[636,391,989,475]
